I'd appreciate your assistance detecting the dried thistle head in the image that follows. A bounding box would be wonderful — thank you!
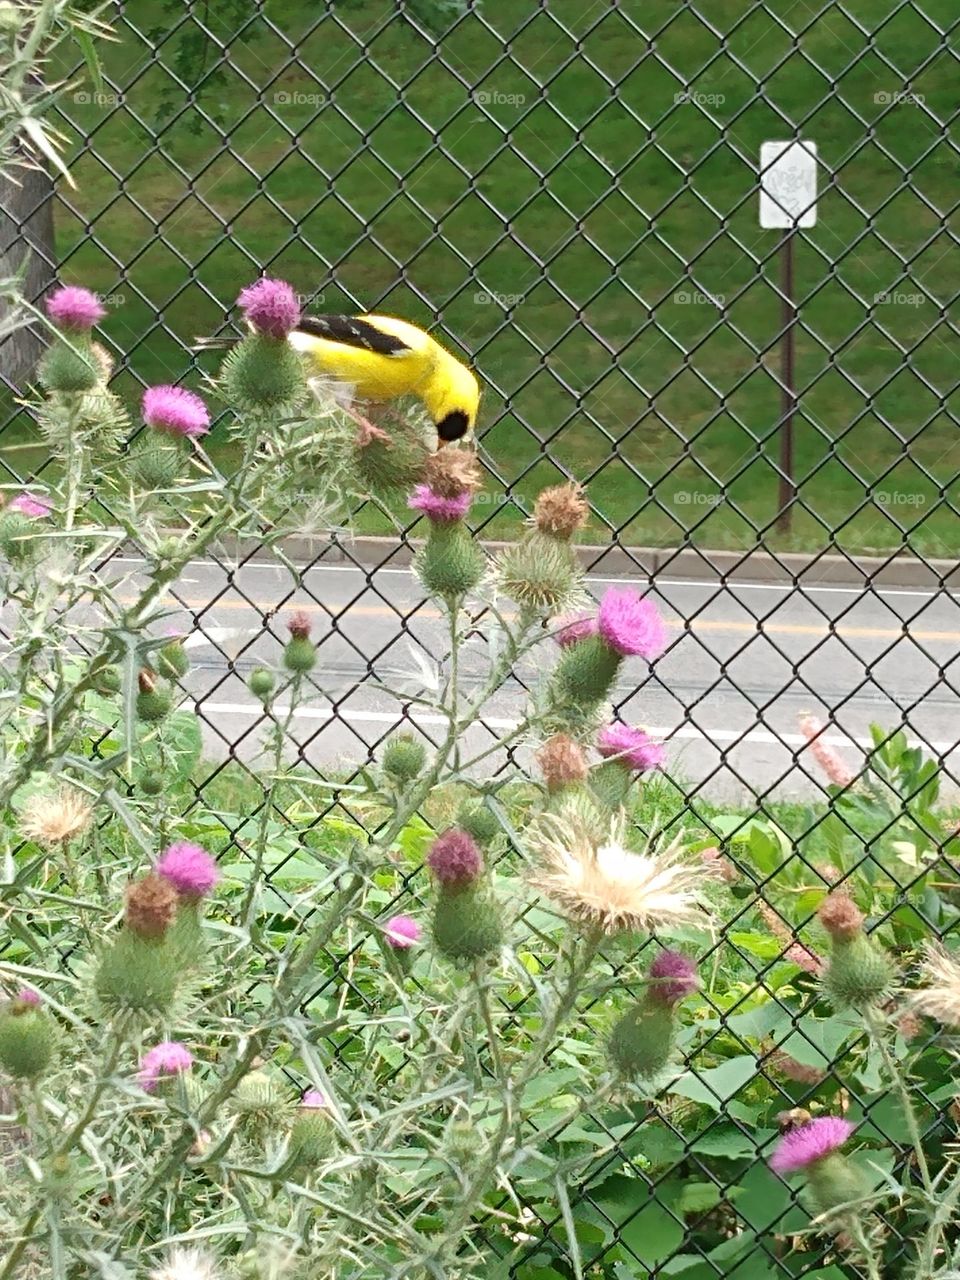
[818,892,864,941]
[533,483,588,540]
[528,813,710,935]
[912,944,960,1027]
[536,733,589,791]
[125,873,179,940]
[149,1246,222,1280]
[20,786,92,848]
[423,449,482,499]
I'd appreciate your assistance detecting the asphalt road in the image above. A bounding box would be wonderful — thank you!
[100,554,960,803]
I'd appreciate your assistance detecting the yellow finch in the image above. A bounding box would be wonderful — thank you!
[200,311,480,444]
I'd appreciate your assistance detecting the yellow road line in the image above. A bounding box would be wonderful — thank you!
[131,596,960,644]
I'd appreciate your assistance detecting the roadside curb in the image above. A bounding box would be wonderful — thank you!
[218,534,959,591]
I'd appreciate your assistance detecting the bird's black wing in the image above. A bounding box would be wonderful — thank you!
[297,314,411,356]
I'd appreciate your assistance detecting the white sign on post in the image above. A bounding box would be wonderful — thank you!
[759,140,818,228]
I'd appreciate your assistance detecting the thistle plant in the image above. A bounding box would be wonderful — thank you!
[6,19,960,1280]
[0,282,716,1276]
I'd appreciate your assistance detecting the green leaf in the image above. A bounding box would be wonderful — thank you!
[777,1016,854,1069]
[670,1056,757,1110]
[675,1181,726,1214]
[74,31,105,93]
[592,1175,684,1267]
[689,1127,757,1160]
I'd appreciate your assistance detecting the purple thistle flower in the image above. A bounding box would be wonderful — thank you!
[384,914,422,949]
[408,484,472,523]
[427,828,483,887]
[237,277,301,338]
[8,492,51,519]
[142,385,210,438]
[15,989,40,1006]
[768,1116,855,1175]
[554,613,598,648]
[597,588,668,660]
[648,950,699,1005]
[46,285,105,331]
[301,1088,326,1108]
[138,1040,193,1092]
[156,841,220,899]
[597,722,666,773]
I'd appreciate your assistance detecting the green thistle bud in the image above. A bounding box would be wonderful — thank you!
[432,885,503,963]
[283,636,316,674]
[153,536,183,567]
[805,1152,872,1218]
[497,532,581,612]
[221,334,306,410]
[157,640,189,679]
[43,1152,74,1199]
[415,521,485,599]
[549,634,621,710]
[38,337,100,393]
[139,770,164,796]
[93,665,122,696]
[136,687,173,722]
[0,1001,55,1079]
[0,3,25,34]
[355,429,429,497]
[444,1118,478,1166]
[230,1070,291,1137]
[382,733,426,783]
[824,933,893,1008]
[95,931,179,1015]
[0,513,36,564]
[128,440,182,489]
[289,1102,334,1167]
[168,899,204,967]
[248,668,275,701]
[590,759,633,813]
[608,1001,676,1080]
[456,802,500,846]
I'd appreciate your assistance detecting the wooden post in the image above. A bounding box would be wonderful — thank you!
[777,230,796,533]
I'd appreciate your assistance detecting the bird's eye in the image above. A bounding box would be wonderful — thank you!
[436,410,470,442]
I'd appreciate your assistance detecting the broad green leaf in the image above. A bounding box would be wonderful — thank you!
[670,1056,757,1110]
[689,1127,757,1160]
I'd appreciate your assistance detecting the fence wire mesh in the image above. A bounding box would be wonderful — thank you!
[2,1,960,1276]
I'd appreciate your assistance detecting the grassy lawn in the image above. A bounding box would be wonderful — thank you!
[4,0,958,555]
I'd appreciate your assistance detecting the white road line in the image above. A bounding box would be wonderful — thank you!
[107,556,957,602]
[196,701,959,754]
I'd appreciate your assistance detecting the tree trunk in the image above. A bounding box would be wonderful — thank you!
[0,159,56,389]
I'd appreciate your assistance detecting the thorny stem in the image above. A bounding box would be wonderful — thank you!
[863,1005,933,1196]
[241,678,301,930]
[414,925,605,1275]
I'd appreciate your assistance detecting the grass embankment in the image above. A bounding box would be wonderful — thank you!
[3,0,957,555]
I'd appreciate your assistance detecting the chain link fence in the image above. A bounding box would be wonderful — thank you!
[3,1,960,1275]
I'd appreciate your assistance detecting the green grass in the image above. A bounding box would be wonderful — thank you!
[5,0,960,555]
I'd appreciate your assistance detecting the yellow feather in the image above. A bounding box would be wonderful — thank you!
[288,314,479,441]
